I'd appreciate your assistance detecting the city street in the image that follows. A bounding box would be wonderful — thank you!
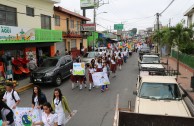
[18,53,138,126]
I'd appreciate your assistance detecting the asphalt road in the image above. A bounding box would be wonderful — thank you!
[18,53,139,126]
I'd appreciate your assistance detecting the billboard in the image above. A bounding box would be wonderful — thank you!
[80,0,99,9]
[81,24,96,31]
[114,24,124,30]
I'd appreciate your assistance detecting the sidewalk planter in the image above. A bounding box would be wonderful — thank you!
[171,50,194,69]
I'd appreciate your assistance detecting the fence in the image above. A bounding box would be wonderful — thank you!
[171,50,194,69]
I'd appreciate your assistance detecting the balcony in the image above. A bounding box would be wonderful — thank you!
[62,30,82,38]
[43,0,61,3]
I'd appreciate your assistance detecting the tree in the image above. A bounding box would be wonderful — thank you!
[131,28,137,35]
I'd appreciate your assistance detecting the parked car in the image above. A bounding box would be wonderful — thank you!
[30,55,73,86]
[134,76,191,117]
[82,52,97,66]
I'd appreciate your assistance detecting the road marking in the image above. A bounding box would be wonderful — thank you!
[65,110,78,124]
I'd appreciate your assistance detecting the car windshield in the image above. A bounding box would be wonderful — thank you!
[142,57,159,63]
[41,59,58,67]
[83,52,95,58]
[141,48,150,51]
[139,82,182,100]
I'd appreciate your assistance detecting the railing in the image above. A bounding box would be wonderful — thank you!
[171,50,194,69]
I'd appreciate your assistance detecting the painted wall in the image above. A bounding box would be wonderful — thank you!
[54,11,81,32]
[0,0,56,29]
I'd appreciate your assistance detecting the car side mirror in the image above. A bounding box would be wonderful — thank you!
[133,91,137,95]
[182,93,187,98]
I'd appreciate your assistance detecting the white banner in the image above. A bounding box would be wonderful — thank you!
[15,107,41,126]
[92,72,110,86]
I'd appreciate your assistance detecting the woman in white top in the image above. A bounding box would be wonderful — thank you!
[51,88,72,126]
[117,53,122,70]
[88,64,96,91]
[101,62,109,92]
[33,102,58,126]
[110,56,117,78]
[96,58,103,72]
[32,85,47,121]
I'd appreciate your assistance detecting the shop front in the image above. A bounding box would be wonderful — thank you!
[0,25,62,80]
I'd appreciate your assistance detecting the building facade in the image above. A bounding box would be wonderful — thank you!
[184,4,194,27]
[0,0,62,79]
[54,6,90,58]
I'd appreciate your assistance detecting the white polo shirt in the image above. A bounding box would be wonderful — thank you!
[42,112,58,126]
[3,89,20,109]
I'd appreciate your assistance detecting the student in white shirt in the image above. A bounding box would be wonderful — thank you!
[101,62,109,92]
[88,64,96,91]
[2,82,20,110]
[33,102,58,126]
[110,56,117,78]
[51,88,72,126]
[117,53,122,70]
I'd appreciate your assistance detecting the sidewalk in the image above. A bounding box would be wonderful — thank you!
[161,57,194,103]
[15,77,33,93]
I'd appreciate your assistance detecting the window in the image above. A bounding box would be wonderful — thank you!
[55,15,60,26]
[70,20,74,28]
[76,21,80,31]
[71,39,76,48]
[41,14,51,29]
[0,4,17,26]
[26,6,34,17]
[66,18,69,31]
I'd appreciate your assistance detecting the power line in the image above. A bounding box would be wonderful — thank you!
[160,0,175,15]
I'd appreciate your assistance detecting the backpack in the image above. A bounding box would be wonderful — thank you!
[5,90,18,103]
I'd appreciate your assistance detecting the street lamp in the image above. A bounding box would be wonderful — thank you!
[96,12,107,16]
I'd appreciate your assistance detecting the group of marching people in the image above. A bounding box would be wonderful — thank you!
[1,82,72,126]
[70,47,130,92]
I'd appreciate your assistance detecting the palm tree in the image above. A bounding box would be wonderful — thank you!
[169,23,193,77]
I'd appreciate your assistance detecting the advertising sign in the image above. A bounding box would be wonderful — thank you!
[81,24,96,31]
[15,107,41,126]
[114,24,124,30]
[92,72,110,86]
[73,63,85,75]
[80,0,99,9]
[0,25,35,41]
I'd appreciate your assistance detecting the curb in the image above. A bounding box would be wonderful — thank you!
[16,83,33,93]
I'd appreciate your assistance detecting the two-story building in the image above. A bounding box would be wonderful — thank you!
[184,4,194,27]
[54,6,90,58]
[0,0,62,63]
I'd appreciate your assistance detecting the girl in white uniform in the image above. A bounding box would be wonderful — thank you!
[51,88,72,126]
[32,85,47,121]
[33,102,58,126]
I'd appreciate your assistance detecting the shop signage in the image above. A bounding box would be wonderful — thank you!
[81,24,96,31]
[0,25,35,41]
[114,24,124,30]
[80,0,99,9]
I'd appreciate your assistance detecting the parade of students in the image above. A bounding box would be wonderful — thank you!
[32,85,47,120]
[0,100,15,126]
[51,88,72,126]
[2,82,20,111]
[32,102,58,126]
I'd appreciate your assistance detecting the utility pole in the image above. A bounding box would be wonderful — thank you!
[156,13,160,55]
[92,0,96,51]
[169,18,171,28]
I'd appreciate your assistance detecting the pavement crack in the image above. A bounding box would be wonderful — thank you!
[100,108,113,126]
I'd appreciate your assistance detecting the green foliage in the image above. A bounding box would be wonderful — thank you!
[152,22,194,54]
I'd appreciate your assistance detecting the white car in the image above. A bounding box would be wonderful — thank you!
[134,76,191,117]
[82,52,98,65]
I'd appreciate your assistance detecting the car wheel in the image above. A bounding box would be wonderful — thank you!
[55,75,62,86]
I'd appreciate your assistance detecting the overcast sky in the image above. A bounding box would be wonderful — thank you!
[57,0,194,32]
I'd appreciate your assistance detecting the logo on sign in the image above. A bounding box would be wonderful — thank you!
[1,26,11,33]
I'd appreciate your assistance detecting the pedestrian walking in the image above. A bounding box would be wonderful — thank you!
[110,56,117,78]
[51,88,72,126]
[101,62,109,92]
[123,49,128,63]
[32,102,58,126]
[88,64,95,91]
[2,82,20,110]
[96,58,103,72]
[70,68,77,90]
[117,53,122,70]
[32,85,47,120]
[81,46,85,56]
[55,50,61,56]
[0,101,15,126]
